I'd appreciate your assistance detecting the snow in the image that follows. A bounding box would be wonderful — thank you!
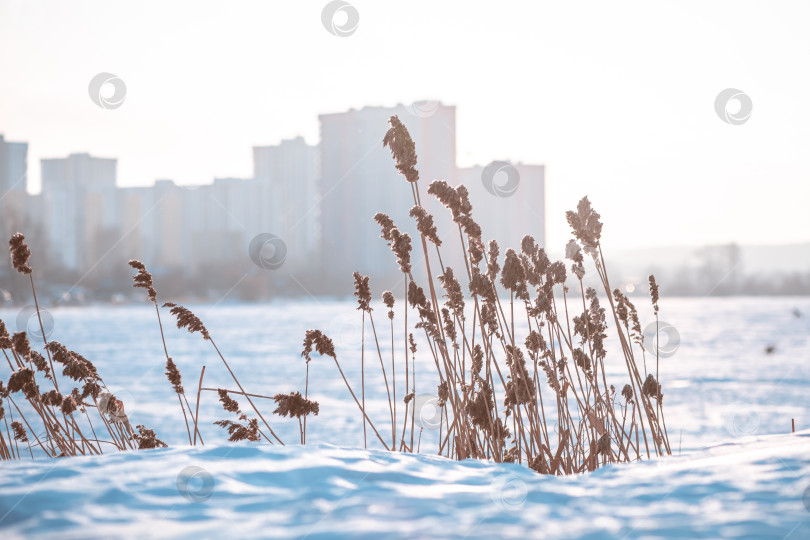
[1,433,809,538]
[1,297,809,538]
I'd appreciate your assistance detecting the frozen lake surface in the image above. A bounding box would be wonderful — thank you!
[1,297,809,538]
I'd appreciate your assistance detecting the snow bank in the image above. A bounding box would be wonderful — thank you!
[1,431,809,539]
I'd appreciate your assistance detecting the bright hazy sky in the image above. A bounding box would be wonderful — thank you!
[1,0,809,251]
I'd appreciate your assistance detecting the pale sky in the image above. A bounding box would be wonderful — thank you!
[1,0,809,251]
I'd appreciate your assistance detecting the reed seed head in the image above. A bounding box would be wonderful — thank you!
[597,434,611,456]
[373,212,396,242]
[487,240,500,281]
[464,236,482,266]
[165,357,184,394]
[382,291,395,319]
[8,368,38,399]
[214,418,260,442]
[162,303,210,340]
[471,344,484,378]
[42,390,64,407]
[301,329,336,362]
[428,180,463,221]
[352,272,372,312]
[565,197,602,253]
[437,381,449,406]
[128,259,157,302]
[390,228,412,274]
[438,267,465,319]
[11,421,28,442]
[621,384,634,402]
[217,388,240,413]
[29,350,51,380]
[501,249,530,301]
[81,381,101,400]
[11,332,31,359]
[441,307,457,343]
[382,115,420,183]
[648,275,660,313]
[9,233,32,274]
[272,391,320,419]
[46,342,99,382]
[60,395,77,415]
[0,319,11,349]
[642,374,663,401]
[409,205,442,246]
[134,425,168,449]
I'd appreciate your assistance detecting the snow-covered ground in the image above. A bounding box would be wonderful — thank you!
[1,297,809,538]
[1,433,809,538]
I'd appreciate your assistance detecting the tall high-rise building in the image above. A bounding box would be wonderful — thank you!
[0,134,30,280]
[253,137,320,271]
[455,162,546,251]
[319,103,457,288]
[40,153,117,271]
[0,134,28,195]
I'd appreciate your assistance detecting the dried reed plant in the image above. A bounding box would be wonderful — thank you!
[301,116,671,474]
[1,235,166,460]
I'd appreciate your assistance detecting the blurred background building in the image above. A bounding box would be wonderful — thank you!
[2,101,808,303]
[0,102,551,302]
